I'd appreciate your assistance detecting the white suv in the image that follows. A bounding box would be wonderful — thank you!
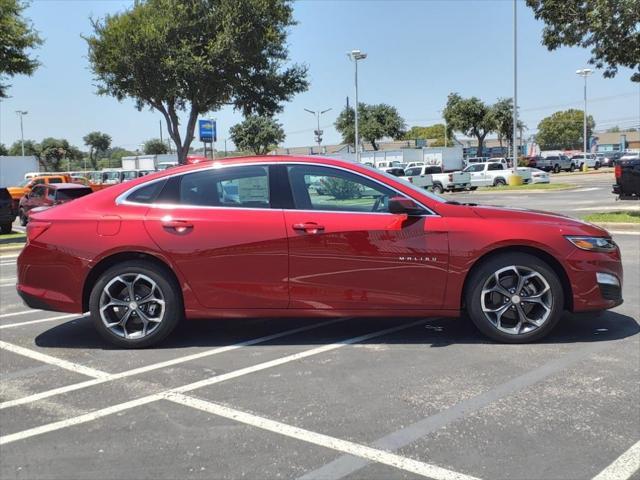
[571,153,600,169]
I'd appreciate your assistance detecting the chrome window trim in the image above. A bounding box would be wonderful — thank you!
[115,161,439,216]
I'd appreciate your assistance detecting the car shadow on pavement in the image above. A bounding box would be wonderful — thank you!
[34,310,639,350]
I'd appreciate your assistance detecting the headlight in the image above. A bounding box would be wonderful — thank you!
[566,236,617,252]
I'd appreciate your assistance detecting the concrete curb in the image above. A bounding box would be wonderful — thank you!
[470,185,579,195]
[591,222,640,231]
[553,168,614,177]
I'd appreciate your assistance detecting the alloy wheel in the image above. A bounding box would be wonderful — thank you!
[99,273,166,339]
[480,265,553,335]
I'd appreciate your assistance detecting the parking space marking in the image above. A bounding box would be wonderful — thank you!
[0,309,44,319]
[0,319,426,445]
[610,231,640,236]
[0,340,110,379]
[167,393,480,480]
[592,440,640,480]
[0,317,347,410]
[0,314,79,329]
[299,339,617,480]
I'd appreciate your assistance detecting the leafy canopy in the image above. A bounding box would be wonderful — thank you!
[535,109,595,150]
[334,103,406,151]
[143,138,169,155]
[526,0,640,82]
[490,97,526,147]
[404,124,455,147]
[0,0,42,98]
[229,115,285,155]
[86,0,308,163]
[443,93,495,157]
[83,131,112,169]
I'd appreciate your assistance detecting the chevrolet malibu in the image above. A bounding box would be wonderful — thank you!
[17,156,623,347]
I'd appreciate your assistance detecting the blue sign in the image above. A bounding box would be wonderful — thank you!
[199,119,216,142]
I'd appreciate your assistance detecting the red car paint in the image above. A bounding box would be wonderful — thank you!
[17,156,622,319]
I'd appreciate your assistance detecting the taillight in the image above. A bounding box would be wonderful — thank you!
[615,165,621,179]
[26,221,51,243]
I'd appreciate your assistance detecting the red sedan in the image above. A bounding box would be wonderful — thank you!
[17,156,623,347]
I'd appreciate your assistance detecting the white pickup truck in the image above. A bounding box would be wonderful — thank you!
[463,162,531,187]
[404,165,471,193]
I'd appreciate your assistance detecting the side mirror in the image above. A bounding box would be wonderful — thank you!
[388,196,424,216]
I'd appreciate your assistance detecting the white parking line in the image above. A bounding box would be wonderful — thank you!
[0,319,426,444]
[0,317,347,410]
[573,205,640,211]
[0,314,79,329]
[168,393,480,480]
[0,340,109,379]
[592,440,640,480]
[610,230,640,236]
[0,309,44,319]
[0,254,20,260]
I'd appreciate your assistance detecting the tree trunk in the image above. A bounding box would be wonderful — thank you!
[371,138,378,151]
[476,132,487,157]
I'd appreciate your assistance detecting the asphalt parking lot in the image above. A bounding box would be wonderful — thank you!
[0,171,638,480]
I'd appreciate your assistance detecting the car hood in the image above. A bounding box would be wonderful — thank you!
[470,204,609,236]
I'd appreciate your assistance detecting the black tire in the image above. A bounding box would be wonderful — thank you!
[465,252,564,343]
[432,183,444,194]
[569,163,576,172]
[0,222,11,234]
[553,164,560,173]
[19,209,28,226]
[469,186,478,191]
[594,162,600,170]
[493,178,506,187]
[89,260,183,348]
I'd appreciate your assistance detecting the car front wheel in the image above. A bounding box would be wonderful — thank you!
[89,260,183,348]
[465,253,564,343]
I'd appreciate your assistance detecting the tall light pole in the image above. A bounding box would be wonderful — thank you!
[15,110,28,156]
[438,109,448,148]
[512,0,518,168]
[347,49,367,163]
[576,68,593,155]
[304,108,332,154]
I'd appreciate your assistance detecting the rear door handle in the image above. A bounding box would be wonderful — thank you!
[162,220,194,233]
[292,222,325,234]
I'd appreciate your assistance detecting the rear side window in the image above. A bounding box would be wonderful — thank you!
[173,166,270,208]
[125,179,167,204]
[55,188,92,201]
[488,163,504,171]
[48,177,62,184]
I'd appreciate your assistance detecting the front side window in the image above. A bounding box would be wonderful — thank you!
[464,164,485,172]
[488,163,504,171]
[405,167,422,176]
[287,165,404,213]
[30,186,45,198]
[174,166,270,208]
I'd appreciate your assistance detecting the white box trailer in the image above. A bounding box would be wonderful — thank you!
[421,147,465,172]
[0,155,40,187]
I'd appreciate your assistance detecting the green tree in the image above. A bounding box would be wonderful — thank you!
[403,124,455,147]
[321,177,363,200]
[229,115,285,155]
[0,143,7,155]
[39,138,75,171]
[86,0,307,164]
[443,93,495,157]
[8,138,38,157]
[83,131,111,169]
[0,0,43,98]
[490,97,526,150]
[143,138,169,155]
[535,109,595,150]
[335,103,406,150]
[606,126,621,133]
[526,0,640,82]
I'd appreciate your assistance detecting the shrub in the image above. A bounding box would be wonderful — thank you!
[321,177,363,200]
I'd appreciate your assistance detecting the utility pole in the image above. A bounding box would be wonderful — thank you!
[347,50,367,163]
[15,110,28,156]
[304,108,332,154]
[576,68,593,155]
[512,0,518,169]
[159,119,163,143]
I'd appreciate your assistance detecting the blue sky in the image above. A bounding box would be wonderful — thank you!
[1,0,639,153]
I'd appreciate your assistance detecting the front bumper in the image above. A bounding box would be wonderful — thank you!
[565,247,623,312]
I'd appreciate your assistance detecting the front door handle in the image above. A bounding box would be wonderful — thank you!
[292,222,325,234]
[162,220,194,233]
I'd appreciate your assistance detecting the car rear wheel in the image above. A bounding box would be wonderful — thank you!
[89,260,183,348]
[553,165,560,173]
[432,183,444,194]
[469,186,478,191]
[594,162,600,170]
[493,178,506,187]
[19,209,28,226]
[0,222,11,234]
[465,253,564,343]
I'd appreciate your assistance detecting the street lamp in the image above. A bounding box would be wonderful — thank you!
[15,111,28,156]
[576,68,593,156]
[304,108,332,154]
[347,49,367,163]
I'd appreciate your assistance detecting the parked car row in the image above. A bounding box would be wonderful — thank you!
[526,152,623,173]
